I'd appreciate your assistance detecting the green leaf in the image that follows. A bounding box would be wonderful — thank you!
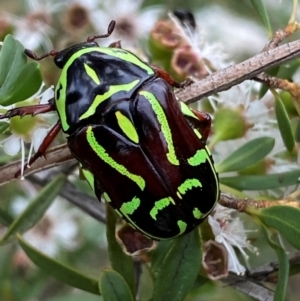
[275,95,295,152]
[216,137,275,173]
[151,239,174,275]
[250,206,300,250]
[0,209,13,226]
[295,119,300,143]
[220,170,300,190]
[250,0,272,36]
[99,269,134,301]
[152,229,201,301]
[0,35,42,106]
[0,174,66,244]
[17,234,100,295]
[7,62,42,104]
[106,204,135,295]
[0,35,26,87]
[260,225,289,301]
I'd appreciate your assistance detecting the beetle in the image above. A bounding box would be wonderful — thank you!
[0,20,219,240]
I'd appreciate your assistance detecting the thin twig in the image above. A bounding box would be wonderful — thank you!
[177,39,300,104]
[0,143,73,186]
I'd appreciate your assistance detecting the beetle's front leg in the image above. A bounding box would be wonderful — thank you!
[151,65,193,88]
[189,109,211,142]
[0,101,56,120]
[15,120,62,178]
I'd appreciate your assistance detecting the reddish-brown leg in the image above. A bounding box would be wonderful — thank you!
[151,65,193,88]
[15,120,62,177]
[0,102,56,119]
[190,109,211,142]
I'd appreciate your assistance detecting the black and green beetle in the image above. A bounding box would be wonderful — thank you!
[1,21,219,240]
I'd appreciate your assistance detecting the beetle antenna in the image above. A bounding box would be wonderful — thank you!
[87,20,116,42]
[24,49,59,61]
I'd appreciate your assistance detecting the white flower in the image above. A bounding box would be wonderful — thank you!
[7,0,63,50]
[91,0,163,47]
[169,11,230,73]
[195,5,267,58]
[208,204,258,275]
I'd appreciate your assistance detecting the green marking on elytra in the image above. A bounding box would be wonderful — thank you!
[120,196,141,215]
[140,90,179,165]
[177,220,187,235]
[115,111,139,143]
[150,197,174,220]
[86,126,145,190]
[178,178,202,195]
[56,46,153,132]
[188,149,208,166]
[81,167,95,191]
[96,47,154,75]
[193,208,202,219]
[205,145,211,155]
[80,79,139,120]
[180,101,197,118]
[114,209,123,218]
[194,129,202,139]
[84,63,100,85]
[103,192,111,203]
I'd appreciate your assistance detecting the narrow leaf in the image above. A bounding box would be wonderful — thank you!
[275,95,295,152]
[17,234,100,295]
[250,0,272,36]
[0,174,66,244]
[295,119,300,143]
[151,240,174,275]
[99,269,134,301]
[216,137,274,173]
[152,229,201,301]
[260,225,289,301]
[250,206,300,250]
[106,204,135,295]
[220,170,300,190]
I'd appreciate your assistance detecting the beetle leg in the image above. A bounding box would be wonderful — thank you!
[15,120,62,177]
[151,65,194,88]
[189,109,211,142]
[0,102,56,120]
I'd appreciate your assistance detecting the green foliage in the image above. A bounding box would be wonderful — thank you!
[0,174,67,245]
[152,229,201,301]
[260,226,289,301]
[250,0,272,36]
[17,234,100,295]
[106,204,135,296]
[220,170,300,190]
[216,137,275,173]
[0,35,42,106]
[99,269,134,301]
[275,93,295,152]
[251,206,300,250]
